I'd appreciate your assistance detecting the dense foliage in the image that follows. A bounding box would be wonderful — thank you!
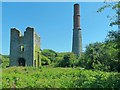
[57,52,77,67]
[0,54,9,68]
[77,30,120,72]
[98,0,120,72]
[2,67,120,88]
[41,49,57,63]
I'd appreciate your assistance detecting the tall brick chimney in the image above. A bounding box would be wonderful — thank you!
[72,3,82,56]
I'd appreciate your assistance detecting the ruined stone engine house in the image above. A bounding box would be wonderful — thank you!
[10,27,41,67]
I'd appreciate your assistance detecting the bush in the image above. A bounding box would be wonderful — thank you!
[41,55,51,65]
[58,52,77,67]
[0,54,9,68]
[41,49,57,63]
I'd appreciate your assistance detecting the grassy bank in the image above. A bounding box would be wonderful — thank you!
[2,66,120,88]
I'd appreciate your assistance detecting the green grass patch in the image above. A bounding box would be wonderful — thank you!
[2,67,120,88]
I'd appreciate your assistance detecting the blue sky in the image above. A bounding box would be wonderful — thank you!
[2,2,117,55]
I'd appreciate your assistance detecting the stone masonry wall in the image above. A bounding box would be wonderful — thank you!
[10,27,41,67]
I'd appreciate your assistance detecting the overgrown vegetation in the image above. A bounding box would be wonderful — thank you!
[1,1,120,88]
[2,67,120,88]
[0,54,9,68]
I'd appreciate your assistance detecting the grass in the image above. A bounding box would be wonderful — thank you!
[2,66,120,88]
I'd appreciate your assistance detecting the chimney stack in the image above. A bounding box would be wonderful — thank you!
[72,3,82,56]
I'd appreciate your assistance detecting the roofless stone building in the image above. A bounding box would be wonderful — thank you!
[10,27,41,67]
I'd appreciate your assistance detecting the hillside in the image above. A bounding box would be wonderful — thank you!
[2,66,120,88]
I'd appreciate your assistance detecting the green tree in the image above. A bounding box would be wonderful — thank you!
[58,52,77,67]
[41,55,51,65]
[84,42,104,70]
[97,1,120,72]
[82,41,118,71]
[41,49,57,63]
[97,1,119,26]
[105,30,120,71]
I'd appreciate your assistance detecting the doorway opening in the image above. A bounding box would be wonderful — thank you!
[18,58,25,66]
